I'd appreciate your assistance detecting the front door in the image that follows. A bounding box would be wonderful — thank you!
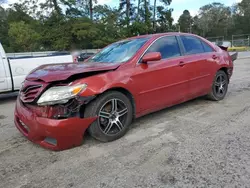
[132,36,190,114]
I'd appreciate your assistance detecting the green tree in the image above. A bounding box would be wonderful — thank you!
[139,0,151,33]
[72,17,100,49]
[93,5,121,44]
[63,0,98,20]
[7,3,34,23]
[0,6,10,51]
[41,13,73,50]
[153,0,172,31]
[119,0,132,27]
[1,0,249,53]
[137,0,141,19]
[191,15,203,36]
[143,0,150,24]
[8,21,40,51]
[85,0,98,20]
[196,3,231,37]
[178,10,193,33]
[233,0,250,34]
[156,6,173,32]
[40,0,62,15]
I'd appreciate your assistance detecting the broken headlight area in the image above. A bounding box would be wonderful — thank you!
[37,83,88,106]
[24,96,95,119]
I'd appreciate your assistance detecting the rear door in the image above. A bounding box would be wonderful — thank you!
[200,39,219,85]
[178,35,216,97]
[133,36,190,114]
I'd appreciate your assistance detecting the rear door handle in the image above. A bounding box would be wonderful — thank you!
[179,61,185,67]
[212,55,218,60]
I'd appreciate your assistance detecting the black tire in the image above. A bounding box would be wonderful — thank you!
[207,70,229,101]
[84,91,133,142]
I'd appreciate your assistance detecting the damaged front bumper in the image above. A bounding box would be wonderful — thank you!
[14,97,97,151]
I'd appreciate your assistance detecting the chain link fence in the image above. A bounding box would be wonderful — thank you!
[232,34,250,47]
[206,34,250,49]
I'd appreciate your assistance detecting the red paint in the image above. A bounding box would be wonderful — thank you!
[15,98,97,151]
[15,33,234,150]
[26,62,120,82]
[141,52,162,63]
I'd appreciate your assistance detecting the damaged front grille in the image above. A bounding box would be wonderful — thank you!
[20,85,43,103]
[20,80,95,119]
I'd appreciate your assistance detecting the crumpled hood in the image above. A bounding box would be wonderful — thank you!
[26,62,120,82]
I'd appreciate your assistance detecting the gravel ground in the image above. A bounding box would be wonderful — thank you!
[237,51,250,59]
[1,58,250,188]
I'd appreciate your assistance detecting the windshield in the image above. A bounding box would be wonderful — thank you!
[86,37,150,63]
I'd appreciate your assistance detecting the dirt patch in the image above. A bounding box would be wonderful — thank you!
[0,115,6,119]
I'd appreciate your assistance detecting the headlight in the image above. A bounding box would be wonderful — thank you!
[37,84,87,106]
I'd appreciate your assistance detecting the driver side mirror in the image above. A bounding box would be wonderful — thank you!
[141,52,162,63]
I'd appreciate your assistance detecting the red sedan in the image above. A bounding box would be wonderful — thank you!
[15,33,234,150]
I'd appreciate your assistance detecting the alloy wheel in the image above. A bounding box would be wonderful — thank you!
[214,74,227,97]
[98,99,128,135]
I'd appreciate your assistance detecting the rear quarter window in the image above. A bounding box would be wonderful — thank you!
[201,40,215,52]
[180,36,204,55]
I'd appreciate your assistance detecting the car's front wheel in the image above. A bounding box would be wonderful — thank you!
[85,91,133,142]
[207,70,229,101]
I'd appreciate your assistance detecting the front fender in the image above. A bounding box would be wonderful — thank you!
[73,70,135,97]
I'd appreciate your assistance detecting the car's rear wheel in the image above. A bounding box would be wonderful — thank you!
[207,70,228,101]
[84,91,133,142]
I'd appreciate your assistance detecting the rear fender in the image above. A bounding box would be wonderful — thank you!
[219,45,238,62]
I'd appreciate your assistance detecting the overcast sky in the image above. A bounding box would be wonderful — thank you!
[2,0,242,22]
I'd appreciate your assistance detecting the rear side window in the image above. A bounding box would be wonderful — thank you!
[180,36,204,55]
[146,36,181,59]
[201,40,214,52]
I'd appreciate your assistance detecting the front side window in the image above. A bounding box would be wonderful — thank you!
[86,37,150,63]
[146,36,181,59]
[180,36,204,55]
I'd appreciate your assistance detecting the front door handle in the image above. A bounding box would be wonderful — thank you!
[179,61,185,67]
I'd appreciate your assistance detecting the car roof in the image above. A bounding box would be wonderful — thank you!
[128,32,200,40]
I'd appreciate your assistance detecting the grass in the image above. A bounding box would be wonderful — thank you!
[228,46,250,52]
